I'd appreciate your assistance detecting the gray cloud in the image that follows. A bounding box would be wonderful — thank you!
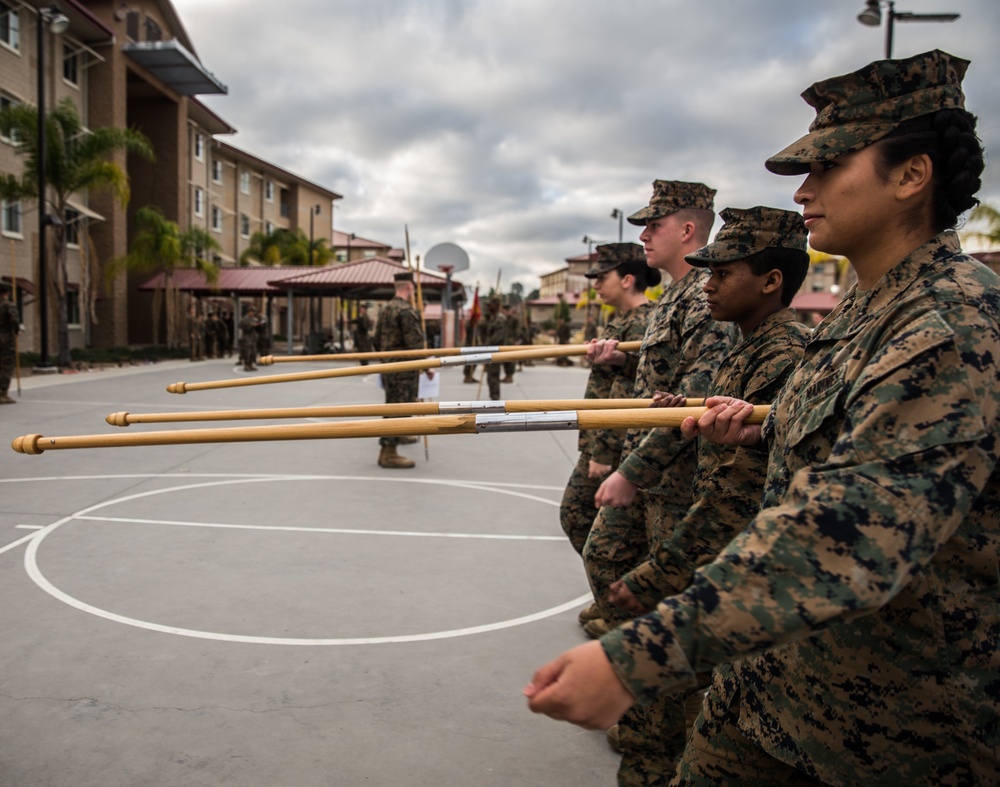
[177,0,1000,286]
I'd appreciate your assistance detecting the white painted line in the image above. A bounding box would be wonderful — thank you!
[0,532,40,556]
[16,525,44,530]
[75,515,566,541]
[21,474,587,646]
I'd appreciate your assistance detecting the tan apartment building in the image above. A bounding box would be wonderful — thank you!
[1,0,343,354]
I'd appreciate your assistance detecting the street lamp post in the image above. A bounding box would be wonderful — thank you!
[856,0,959,59]
[581,235,607,258]
[610,208,623,242]
[35,4,69,370]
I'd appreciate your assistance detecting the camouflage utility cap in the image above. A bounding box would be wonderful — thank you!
[394,271,414,282]
[586,242,647,278]
[766,49,968,176]
[627,180,716,225]
[686,207,807,266]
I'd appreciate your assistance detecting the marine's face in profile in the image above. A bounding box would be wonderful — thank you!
[794,145,895,260]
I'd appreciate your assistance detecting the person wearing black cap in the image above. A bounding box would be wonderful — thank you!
[373,271,425,468]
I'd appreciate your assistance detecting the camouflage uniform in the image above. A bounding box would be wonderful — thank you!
[604,232,1000,784]
[583,268,739,628]
[373,295,424,447]
[560,300,654,554]
[0,291,20,401]
[621,307,809,607]
[502,307,521,381]
[353,310,373,365]
[238,311,258,370]
[476,307,506,400]
[621,206,812,608]
[582,182,739,785]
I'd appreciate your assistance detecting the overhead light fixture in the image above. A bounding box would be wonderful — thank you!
[857,0,881,26]
[43,4,70,35]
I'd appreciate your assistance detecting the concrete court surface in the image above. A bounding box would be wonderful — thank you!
[0,354,620,787]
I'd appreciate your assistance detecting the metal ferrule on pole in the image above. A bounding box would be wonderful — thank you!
[438,401,507,414]
[475,411,579,433]
[460,346,499,354]
[440,353,494,367]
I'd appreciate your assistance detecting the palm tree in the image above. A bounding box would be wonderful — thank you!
[107,207,220,348]
[967,203,1000,248]
[240,227,331,266]
[0,98,154,366]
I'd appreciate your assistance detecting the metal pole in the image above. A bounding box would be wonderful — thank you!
[885,1,895,58]
[36,10,49,367]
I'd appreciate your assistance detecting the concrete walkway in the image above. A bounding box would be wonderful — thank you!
[0,355,619,786]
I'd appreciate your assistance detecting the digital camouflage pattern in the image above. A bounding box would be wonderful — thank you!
[475,309,507,400]
[616,269,740,494]
[374,296,425,447]
[602,233,1000,783]
[685,207,807,266]
[766,49,968,176]
[560,300,654,554]
[627,181,716,226]
[0,294,19,397]
[582,269,737,785]
[620,308,810,609]
[586,242,648,278]
[584,268,739,623]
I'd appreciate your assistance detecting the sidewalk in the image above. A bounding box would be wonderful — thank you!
[0,356,619,787]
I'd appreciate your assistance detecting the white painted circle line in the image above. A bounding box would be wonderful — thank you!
[21,474,589,646]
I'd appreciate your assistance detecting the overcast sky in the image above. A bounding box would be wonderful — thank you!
[172,0,1000,293]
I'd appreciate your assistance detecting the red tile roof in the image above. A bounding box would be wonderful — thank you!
[138,259,466,303]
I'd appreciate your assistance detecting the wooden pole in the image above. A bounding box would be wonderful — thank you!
[13,405,769,454]
[261,343,530,365]
[167,341,642,394]
[107,397,681,426]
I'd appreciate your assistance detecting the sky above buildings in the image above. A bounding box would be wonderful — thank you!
[172,0,1000,292]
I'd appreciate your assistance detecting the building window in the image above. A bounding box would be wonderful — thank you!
[66,289,80,326]
[211,206,222,232]
[193,187,204,217]
[1,94,19,143]
[62,44,78,86]
[363,250,376,258]
[265,221,274,235]
[194,133,204,161]
[64,209,80,246]
[0,2,20,51]
[211,159,223,183]
[239,214,250,238]
[144,17,162,42]
[265,180,274,202]
[240,172,250,194]
[125,11,139,41]
[2,199,21,236]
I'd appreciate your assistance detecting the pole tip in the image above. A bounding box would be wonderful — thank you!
[11,434,43,455]
[259,356,273,365]
[167,382,187,394]
[106,412,130,427]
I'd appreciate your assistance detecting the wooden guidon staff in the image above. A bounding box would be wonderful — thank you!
[260,344,532,365]
[107,397,693,426]
[13,405,770,454]
[167,341,642,394]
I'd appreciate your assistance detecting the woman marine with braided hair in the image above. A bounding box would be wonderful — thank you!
[526,50,999,784]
